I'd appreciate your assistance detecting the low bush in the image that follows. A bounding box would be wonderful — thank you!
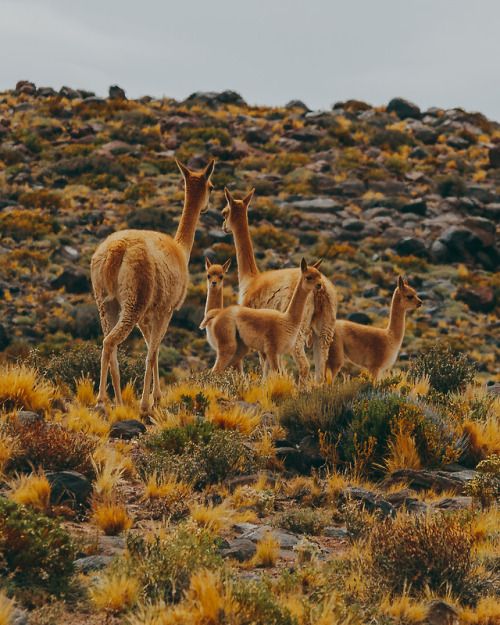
[126,205,177,233]
[408,343,476,394]
[0,498,75,594]
[435,174,467,197]
[230,578,297,625]
[465,454,500,507]
[0,209,60,242]
[370,512,474,596]
[275,508,329,536]
[250,225,298,254]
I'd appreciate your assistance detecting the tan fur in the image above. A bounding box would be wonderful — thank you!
[91,159,215,411]
[221,188,338,383]
[200,259,323,377]
[326,277,422,381]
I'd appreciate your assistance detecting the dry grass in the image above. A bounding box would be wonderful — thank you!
[75,376,96,406]
[0,430,17,477]
[382,426,422,474]
[190,502,235,534]
[89,571,141,614]
[142,471,194,504]
[254,531,280,567]
[205,405,260,434]
[460,416,500,461]
[0,591,15,625]
[8,472,51,513]
[92,497,133,535]
[107,404,138,424]
[380,591,427,623]
[91,448,129,496]
[0,365,54,413]
[65,404,109,437]
[460,596,500,624]
[325,470,349,502]
[283,476,324,506]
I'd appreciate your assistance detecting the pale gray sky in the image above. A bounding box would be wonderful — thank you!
[1,0,499,121]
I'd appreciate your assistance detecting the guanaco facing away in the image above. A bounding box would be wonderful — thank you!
[221,188,337,383]
[200,258,323,377]
[91,159,215,412]
[326,276,422,381]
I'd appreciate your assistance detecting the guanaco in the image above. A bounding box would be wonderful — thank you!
[326,276,422,381]
[203,257,231,349]
[200,258,323,377]
[221,188,337,383]
[91,159,215,412]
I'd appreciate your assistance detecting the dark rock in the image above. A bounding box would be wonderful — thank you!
[36,86,57,98]
[221,538,257,562]
[401,199,427,216]
[15,80,36,95]
[245,127,272,144]
[83,96,107,104]
[438,226,484,261]
[323,526,348,539]
[185,90,245,106]
[342,218,364,232]
[109,85,127,100]
[387,97,421,120]
[298,436,324,470]
[413,126,438,144]
[47,471,92,508]
[387,469,470,494]
[394,237,428,257]
[455,286,496,312]
[286,99,310,111]
[347,312,372,325]
[487,382,500,397]
[0,323,10,350]
[410,146,428,159]
[466,184,496,204]
[75,555,112,573]
[463,216,496,247]
[109,419,146,439]
[50,268,90,294]
[489,144,500,168]
[59,86,81,99]
[433,496,473,510]
[275,447,301,470]
[423,599,460,625]
[336,179,365,197]
[447,135,470,149]
[17,410,44,425]
[339,487,396,518]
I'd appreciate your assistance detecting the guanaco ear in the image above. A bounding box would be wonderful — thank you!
[398,276,405,290]
[204,159,215,180]
[300,258,308,273]
[222,259,231,273]
[176,159,190,179]
[224,187,234,205]
[205,257,212,269]
[313,259,323,269]
[242,188,255,206]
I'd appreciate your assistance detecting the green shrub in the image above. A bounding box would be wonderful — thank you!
[275,508,329,536]
[123,181,157,201]
[28,342,145,393]
[435,174,467,197]
[465,454,500,507]
[125,523,223,602]
[408,343,476,394]
[4,419,96,476]
[126,205,176,233]
[0,498,75,594]
[144,420,215,455]
[231,578,297,625]
[370,513,473,595]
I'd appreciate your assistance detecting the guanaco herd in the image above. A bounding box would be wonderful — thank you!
[91,161,422,412]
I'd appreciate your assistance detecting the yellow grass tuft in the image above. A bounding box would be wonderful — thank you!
[283,476,324,506]
[325,470,349,502]
[121,382,137,406]
[205,405,260,434]
[91,449,128,496]
[0,364,54,413]
[92,497,133,535]
[185,568,230,624]
[460,595,500,624]
[380,591,427,623]
[8,472,51,513]
[89,571,141,614]
[382,426,422,474]
[254,531,280,567]
[75,376,96,406]
[265,372,296,403]
[107,404,138,424]
[460,416,500,461]
[65,404,109,437]
[0,591,15,625]
[0,431,17,478]
[142,471,194,504]
[190,502,235,534]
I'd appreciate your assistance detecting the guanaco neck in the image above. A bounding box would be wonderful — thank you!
[174,185,205,259]
[205,285,223,316]
[285,279,312,326]
[231,213,259,284]
[386,290,407,344]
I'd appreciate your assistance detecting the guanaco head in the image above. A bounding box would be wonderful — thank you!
[205,257,231,291]
[396,276,422,309]
[176,159,215,213]
[221,187,255,233]
[300,258,323,292]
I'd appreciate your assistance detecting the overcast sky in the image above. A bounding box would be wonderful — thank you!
[1,0,499,121]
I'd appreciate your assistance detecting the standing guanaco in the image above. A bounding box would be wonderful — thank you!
[91,160,215,412]
[326,276,422,381]
[200,259,323,377]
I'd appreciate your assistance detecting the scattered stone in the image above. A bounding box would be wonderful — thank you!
[323,526,349,539]
[387,97,421,120]
[11,607,29,625]
[16,410,44,425]
[109,85,127,100]
[50,267,90,294]
[423,599,460,625]
[275,447,301,470]
[298,436,324,470]
[232,522,259,535]
[339,487,396,518]
[387,469,471,494]
[221,538,257,562]
[433,496,473,510]
[47,471,93,508]
[413,126,438,144]
[290,198,343,213]
[241,526,300,549]
[15,80,36,95]
[455,285,496,312]
[286,99,310,111]
[347,312,372,325]
[401,198,427,216]
[109,419,146,439]
[75,555,112,573]
[410,146,428,159]
[394,237,428,257]
[98,535,126,556]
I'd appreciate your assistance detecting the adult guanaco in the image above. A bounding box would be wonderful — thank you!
[326,276,422,381]
[91,160,215,412]
[221,188,337,383]
[200,258,323,377]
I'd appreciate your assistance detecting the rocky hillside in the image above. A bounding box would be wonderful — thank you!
[0,81,498,378]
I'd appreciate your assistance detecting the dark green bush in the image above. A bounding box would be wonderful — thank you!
[435,174,467,198]
[408,343,476,394]
[0,498,75,594]
[275,508,329,536]
[144,420,215,455]
[370,513,473,595]
[125,524,223,602]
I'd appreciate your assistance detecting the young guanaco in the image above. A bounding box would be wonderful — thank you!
[200,258,323,377]
[326,276,422,381]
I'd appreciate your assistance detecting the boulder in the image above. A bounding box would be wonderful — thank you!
[394,237,428,257]
[423,599,460,625]
[347,312,372,325]
[323,526,349,539]
[221,538,257,562]
[339,487,396,518]
[455,286,496,313]
[286,99,310,111]
[244,127,272,144]
[241,526,300,549]
[488,144,500,168]
[413,126,438,144]
[410,146,428,159]
[109,419,146,440]
[401,198,427,216]
[47,471,93,508]
[75,555,112,573]
[275,447,301,470]
[109,85,127,100]
[15,80,36,96]
[387,97,421,120]
[298,436,324,470]
[50,268,90,294]
[16,410,44,425]
[387,469,470,494]
[433,496,473,510]
[290,198,343,213]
